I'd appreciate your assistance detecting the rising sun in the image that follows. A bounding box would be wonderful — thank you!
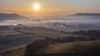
[33,3,40,11]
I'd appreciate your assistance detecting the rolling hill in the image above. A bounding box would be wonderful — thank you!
[70,13,100,16]
[45,40,100,53]
[0,13,28,21]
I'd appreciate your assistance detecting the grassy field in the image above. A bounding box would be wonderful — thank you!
[0,30,21,36]
[1,45,26,56]
[44,40,100,53]
[20,27,79,39]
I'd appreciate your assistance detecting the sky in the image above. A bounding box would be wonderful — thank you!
[0,0,100,16]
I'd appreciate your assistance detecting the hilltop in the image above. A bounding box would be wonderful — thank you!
[0,13,28,21]
[70,13,100,16]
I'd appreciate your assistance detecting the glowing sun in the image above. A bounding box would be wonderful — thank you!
[33,3,40,11]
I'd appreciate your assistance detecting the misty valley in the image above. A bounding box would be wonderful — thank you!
[0,13,100,56]
[1,0,100,56]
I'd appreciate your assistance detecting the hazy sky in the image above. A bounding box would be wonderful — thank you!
[0,0,100,16]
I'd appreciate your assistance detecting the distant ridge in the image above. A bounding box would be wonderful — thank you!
[0,13,28,21]
[76,13,100,15]
[70,13,100,16]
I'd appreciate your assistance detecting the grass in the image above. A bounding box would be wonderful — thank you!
[20,28,79,39]
[44,40,100,53]
[1,45,26,56]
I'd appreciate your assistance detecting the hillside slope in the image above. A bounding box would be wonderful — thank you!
[45,40,100,53]
[0,13,28,21]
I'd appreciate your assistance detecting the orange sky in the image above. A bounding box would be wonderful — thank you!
[0,0,100,16]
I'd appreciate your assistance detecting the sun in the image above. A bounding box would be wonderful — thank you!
[33,3,40,11]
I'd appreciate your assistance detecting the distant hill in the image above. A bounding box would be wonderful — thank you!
[70,13,100,16]
[0,13,28,21]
